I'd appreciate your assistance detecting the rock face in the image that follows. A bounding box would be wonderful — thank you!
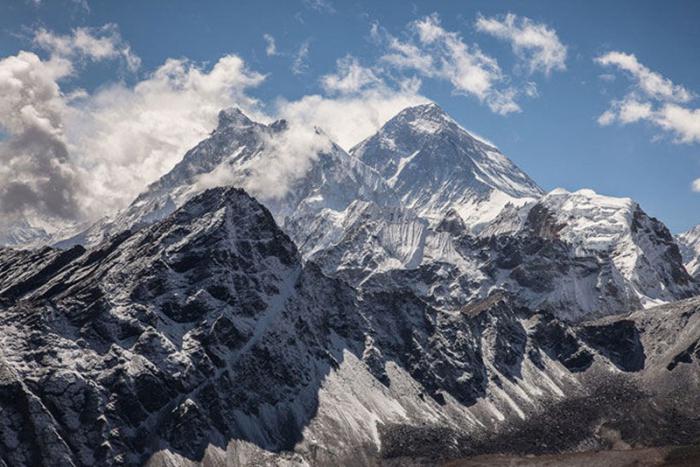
[678,224,700,280]
[305,188,696,322]
[0,187,698,466]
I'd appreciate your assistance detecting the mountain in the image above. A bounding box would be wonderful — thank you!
[0,187,698,466]
[349,103,542,229]
[305,188,697,322]
[54,104,696,323]
[60,108,391,249]
[481,188,697,318]
[678,224,700,280]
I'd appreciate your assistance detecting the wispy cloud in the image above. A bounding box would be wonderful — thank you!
[320,55,382,95]
[276,77,427,150]
[33,23,140,72]
[379,14,520,115]
[291,39,310,75]
[263,33,277,56]
[596,51,692,103]
[596,51,700,144]
[475,13,567,76]
[302,0,335,14]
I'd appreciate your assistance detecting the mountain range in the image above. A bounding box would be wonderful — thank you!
[0,103,699,466]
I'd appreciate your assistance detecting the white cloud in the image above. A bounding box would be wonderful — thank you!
[0,46,265,222]
[302,0,335,14]
[0,51,80,219]
[692,178,700,193]
[596,51,692,103]
[190,122,333,202]
[475,13,567,76]
[33,23,140,72]
[276,77,428,149]
[291,40,310,75]
[67,55,265,218]
[606,96,654,124]
[654,104,700,144]
[263,33,277,56]
[320,55,382,95]
[380,14,519,115]
[595,51,700,144]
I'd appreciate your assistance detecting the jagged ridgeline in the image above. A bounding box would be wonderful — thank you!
[0,104,698,466]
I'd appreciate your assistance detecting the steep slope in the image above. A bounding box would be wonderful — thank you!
[483,188,698,317]
[678,224,700,280]
[61,108,391,249]
[2,186,698,466]
[52,104,696,323]
[350,103,542,229]
[306,188,697,321]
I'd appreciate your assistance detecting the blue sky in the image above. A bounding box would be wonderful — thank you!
[1,0,699,232]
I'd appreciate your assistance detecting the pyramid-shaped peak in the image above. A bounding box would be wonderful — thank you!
[394,102,454,123]
[216,107,255,129]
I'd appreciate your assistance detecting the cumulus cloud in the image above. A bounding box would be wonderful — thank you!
[595,51,700,144]
[33,23,140,72]
[291,40,310,75]
[0,51,81,219]
[66,55,265,218]
[263,33,277,56]
[379,14,520,115]
[0,36,266,223]
[475,13,567,76]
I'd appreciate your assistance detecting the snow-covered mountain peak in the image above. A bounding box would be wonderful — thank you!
[215,107,256,130]
[390,102,464,135]
[350,103,542,227]
[538,188,638,248]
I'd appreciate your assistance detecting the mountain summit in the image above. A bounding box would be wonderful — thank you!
[350,103,542,228]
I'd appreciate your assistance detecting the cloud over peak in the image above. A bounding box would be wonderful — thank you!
[380,13,520,115]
